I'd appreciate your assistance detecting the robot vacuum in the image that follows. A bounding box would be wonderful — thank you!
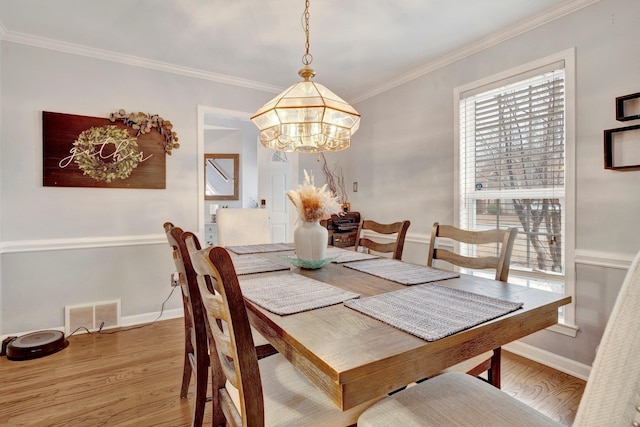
[4,330,69,361]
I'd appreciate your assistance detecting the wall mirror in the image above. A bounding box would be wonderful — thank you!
[205,153,239,200]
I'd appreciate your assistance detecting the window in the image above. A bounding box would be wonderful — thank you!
[455,50,576,334]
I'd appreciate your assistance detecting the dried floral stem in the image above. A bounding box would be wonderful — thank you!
[319,153,347,204]
[287,170,342,222]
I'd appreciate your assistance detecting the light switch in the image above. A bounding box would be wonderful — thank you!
[353,181,358,192]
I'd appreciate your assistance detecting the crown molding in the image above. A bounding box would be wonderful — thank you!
[0,29,284,94]
[352,0,600,103]
[0,0,600,103]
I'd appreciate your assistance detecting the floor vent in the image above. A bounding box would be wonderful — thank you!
[65,300,121,334]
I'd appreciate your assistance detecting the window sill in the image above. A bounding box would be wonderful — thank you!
[547,322,579,337]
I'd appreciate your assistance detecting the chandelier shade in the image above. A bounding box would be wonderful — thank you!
[251,0,360,153]
[251,76,360,153]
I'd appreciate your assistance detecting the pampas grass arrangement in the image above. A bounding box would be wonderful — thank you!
[287,170,342,222]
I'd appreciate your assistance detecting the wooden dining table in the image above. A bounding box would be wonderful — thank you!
[237,250,571,412]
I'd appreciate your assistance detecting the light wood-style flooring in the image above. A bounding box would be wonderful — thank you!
[0,318,585,426]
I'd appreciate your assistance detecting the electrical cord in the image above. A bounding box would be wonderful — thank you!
[66,285,178,338]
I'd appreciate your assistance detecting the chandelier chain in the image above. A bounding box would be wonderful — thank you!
[251,0,360,153]
[302,0,312,65]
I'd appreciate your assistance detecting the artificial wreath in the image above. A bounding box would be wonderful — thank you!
[73,125,140,183]
[109,109,179,155]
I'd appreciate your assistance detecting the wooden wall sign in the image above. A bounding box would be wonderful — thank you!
[43,111,172,189]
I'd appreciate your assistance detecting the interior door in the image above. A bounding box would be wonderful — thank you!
[257,145,298,243]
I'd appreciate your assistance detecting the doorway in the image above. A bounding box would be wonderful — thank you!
[197,105,297,243]
[257,147,298,243]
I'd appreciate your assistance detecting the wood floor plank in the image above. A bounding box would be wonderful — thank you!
[501,351,586,425]
[0,318,583,426]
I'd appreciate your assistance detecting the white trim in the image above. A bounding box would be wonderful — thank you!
[504,340,591,381]
[1,231,631,269]
[547,322,579,337]
[0,234,165,254]
[0,1,597,104]
[0,308,183,341]
[353,0,598,103]
[454,48,577,327]
[574,249,635,270]
[0,31,283,94]
[120,307,183,327]
[197,106,255,243]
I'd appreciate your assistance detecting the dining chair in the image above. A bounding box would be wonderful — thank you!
[163,222,210,427]
[163,223,276,427]
[186,240,379,426]
[359,249,640,426]
[216,208,271,246]
[427,221,518,388]
[354,219,410,260]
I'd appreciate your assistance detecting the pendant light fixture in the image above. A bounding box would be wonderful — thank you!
[251,0,360,153]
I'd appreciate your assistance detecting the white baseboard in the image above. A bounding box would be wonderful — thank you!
[504,340,591,381]
[1,308,184,341]
[120,308,184,327]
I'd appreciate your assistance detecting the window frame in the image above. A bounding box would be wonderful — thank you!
[453,49,577,336]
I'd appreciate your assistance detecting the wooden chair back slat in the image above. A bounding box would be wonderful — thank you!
[357,238,397,255]
[427,222,517,282]
[355,219,411,260]
[433,249,501,271]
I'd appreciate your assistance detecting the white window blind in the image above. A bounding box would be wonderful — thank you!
[459,65,566,291]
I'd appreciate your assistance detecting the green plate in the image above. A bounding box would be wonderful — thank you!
[280,255,338,270]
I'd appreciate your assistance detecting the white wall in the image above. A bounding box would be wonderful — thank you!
[0,42,274,333]
[302,0,640,367]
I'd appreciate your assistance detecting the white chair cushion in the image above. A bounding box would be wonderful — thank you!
[573,250,640,425]
[358,372,561,427]
[226,353,378,427]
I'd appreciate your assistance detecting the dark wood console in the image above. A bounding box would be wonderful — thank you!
[322,211,360,248]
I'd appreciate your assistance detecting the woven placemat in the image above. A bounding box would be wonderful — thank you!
[326,247,380,263]
[345,284,523,341]
[343,258,459,285]
[226,243,295,255]
[232,255,290,276]
[239,272,360,315]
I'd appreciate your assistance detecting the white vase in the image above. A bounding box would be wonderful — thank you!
[294,220,328,261]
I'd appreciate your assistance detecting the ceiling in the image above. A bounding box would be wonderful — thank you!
[0,0,594,102]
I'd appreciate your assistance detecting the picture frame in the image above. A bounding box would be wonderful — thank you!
[43,111,167,188]
[615,92,640,122]
[204,153,239,200]
[604,123,640,171]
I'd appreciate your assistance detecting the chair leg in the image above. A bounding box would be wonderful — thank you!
[180,339,193,398]
[487,347,501,389]
[192,353,208,427]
